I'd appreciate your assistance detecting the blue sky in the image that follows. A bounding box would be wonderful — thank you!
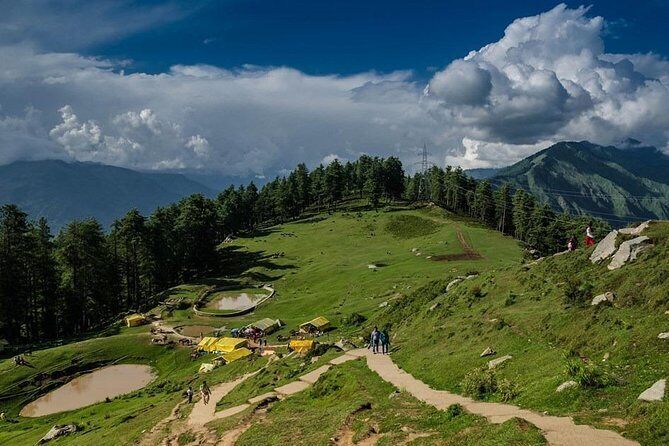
[2,1,669,175]
[93,1,669,77]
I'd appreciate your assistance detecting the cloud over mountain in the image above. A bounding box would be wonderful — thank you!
[1,3,669,174]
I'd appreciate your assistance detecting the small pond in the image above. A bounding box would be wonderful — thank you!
[205,291,269,311]
[20,364,155,417]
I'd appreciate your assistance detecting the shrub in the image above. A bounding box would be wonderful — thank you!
[562,278,593,307]
[497,378,519,402]
[470,286,484,299]
[341,312,367,327]
[565,359,609,388]
[504,292,517,307]
[446,403,463,418]
[461,368,497,398]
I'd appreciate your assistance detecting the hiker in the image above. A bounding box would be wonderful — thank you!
[200,381,211,405]
[369,327,380,354]
[381,328,390,354]
[567,236,577,252]
[585,222,595,247]
[186,386,194,404]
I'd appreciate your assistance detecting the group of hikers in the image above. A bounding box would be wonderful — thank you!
[567,222,596,252]
[186,381,211,405]
[369,326,390,354]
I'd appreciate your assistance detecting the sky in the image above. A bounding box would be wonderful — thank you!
[2,1,669,177]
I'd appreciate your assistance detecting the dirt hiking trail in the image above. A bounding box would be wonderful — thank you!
[144,349,637,446]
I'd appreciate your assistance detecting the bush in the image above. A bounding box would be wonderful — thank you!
[497,378,519,402]
[562,278,593,307]
[504,292,517,307]
[341,312,367,327]
[461,368,497,398]
[470,286,484,298]
[565,359,609,388]
[446,403,463,418]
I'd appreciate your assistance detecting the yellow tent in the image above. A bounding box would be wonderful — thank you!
[289,339,315,354]
[299,316,330,333]
[217,347,253,364]
[125,314,146,327]
[196,336,219,352]
[210,337,248,353]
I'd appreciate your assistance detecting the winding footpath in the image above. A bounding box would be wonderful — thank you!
[155,349,638,446]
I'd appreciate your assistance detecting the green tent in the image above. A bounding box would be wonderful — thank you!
[249,318,281,334]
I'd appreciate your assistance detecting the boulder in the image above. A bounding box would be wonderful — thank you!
[487,355,512,369]
[429,302,440,312]
[367,264,378,269]
[630,243,653,262]
[39,425,77,444]
[619,220,651,236]
[556,380,578,393]
[591,292,615,306]
[378,301,388,308]
[608,236,651,270]
[603,352,610,362]
[480,347,496,357]
[590,230,619,263]
[638,379,666,402]
[658,333,669,340]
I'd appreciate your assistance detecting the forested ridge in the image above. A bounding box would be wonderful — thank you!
[0,155,607,346]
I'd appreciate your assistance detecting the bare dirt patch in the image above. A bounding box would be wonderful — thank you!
[431,229,483,262]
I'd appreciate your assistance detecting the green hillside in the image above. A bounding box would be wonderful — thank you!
[492,141,669,224]
[1,206,666,445]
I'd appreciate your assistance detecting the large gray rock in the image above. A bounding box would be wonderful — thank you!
[638,379,666,402]
[608,236,651,270]
[658,332,669,340]
[590,230,619,263]
[39,425,77,444]
[556,380,578,393]
[487,355,512,369]
[591,292,615,306]
[619,220,651,236]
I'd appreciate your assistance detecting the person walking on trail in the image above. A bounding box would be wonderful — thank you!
[567,236,577,252]
[381,328,390,354]
[186,386,194,404]
[200,381,211,405]
[370,327,380,354]
[585,222,596,247]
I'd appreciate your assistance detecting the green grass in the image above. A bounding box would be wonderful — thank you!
[379,221,669,445]
[0,330,267,445]
[6,207,667,444]
[224,359,546,446]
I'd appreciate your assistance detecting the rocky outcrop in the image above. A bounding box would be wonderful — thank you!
[608,236,651,270]
[658,333,669,340]
[638,379,666,402]
[590,221,653,269]
[591,292,615,306]
[619,220,651,236]
[487,355,512,369]
[590,230,619,263]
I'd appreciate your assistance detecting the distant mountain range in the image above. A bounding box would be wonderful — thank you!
[0,160,215,230]
[488,141,669,225]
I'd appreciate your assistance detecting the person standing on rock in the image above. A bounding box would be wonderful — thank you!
[370,327,380,354]
[585,222,596,247]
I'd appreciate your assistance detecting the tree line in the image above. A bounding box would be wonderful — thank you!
[0,155,606,345]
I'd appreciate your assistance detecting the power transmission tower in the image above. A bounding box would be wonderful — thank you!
[417,143,430,201]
